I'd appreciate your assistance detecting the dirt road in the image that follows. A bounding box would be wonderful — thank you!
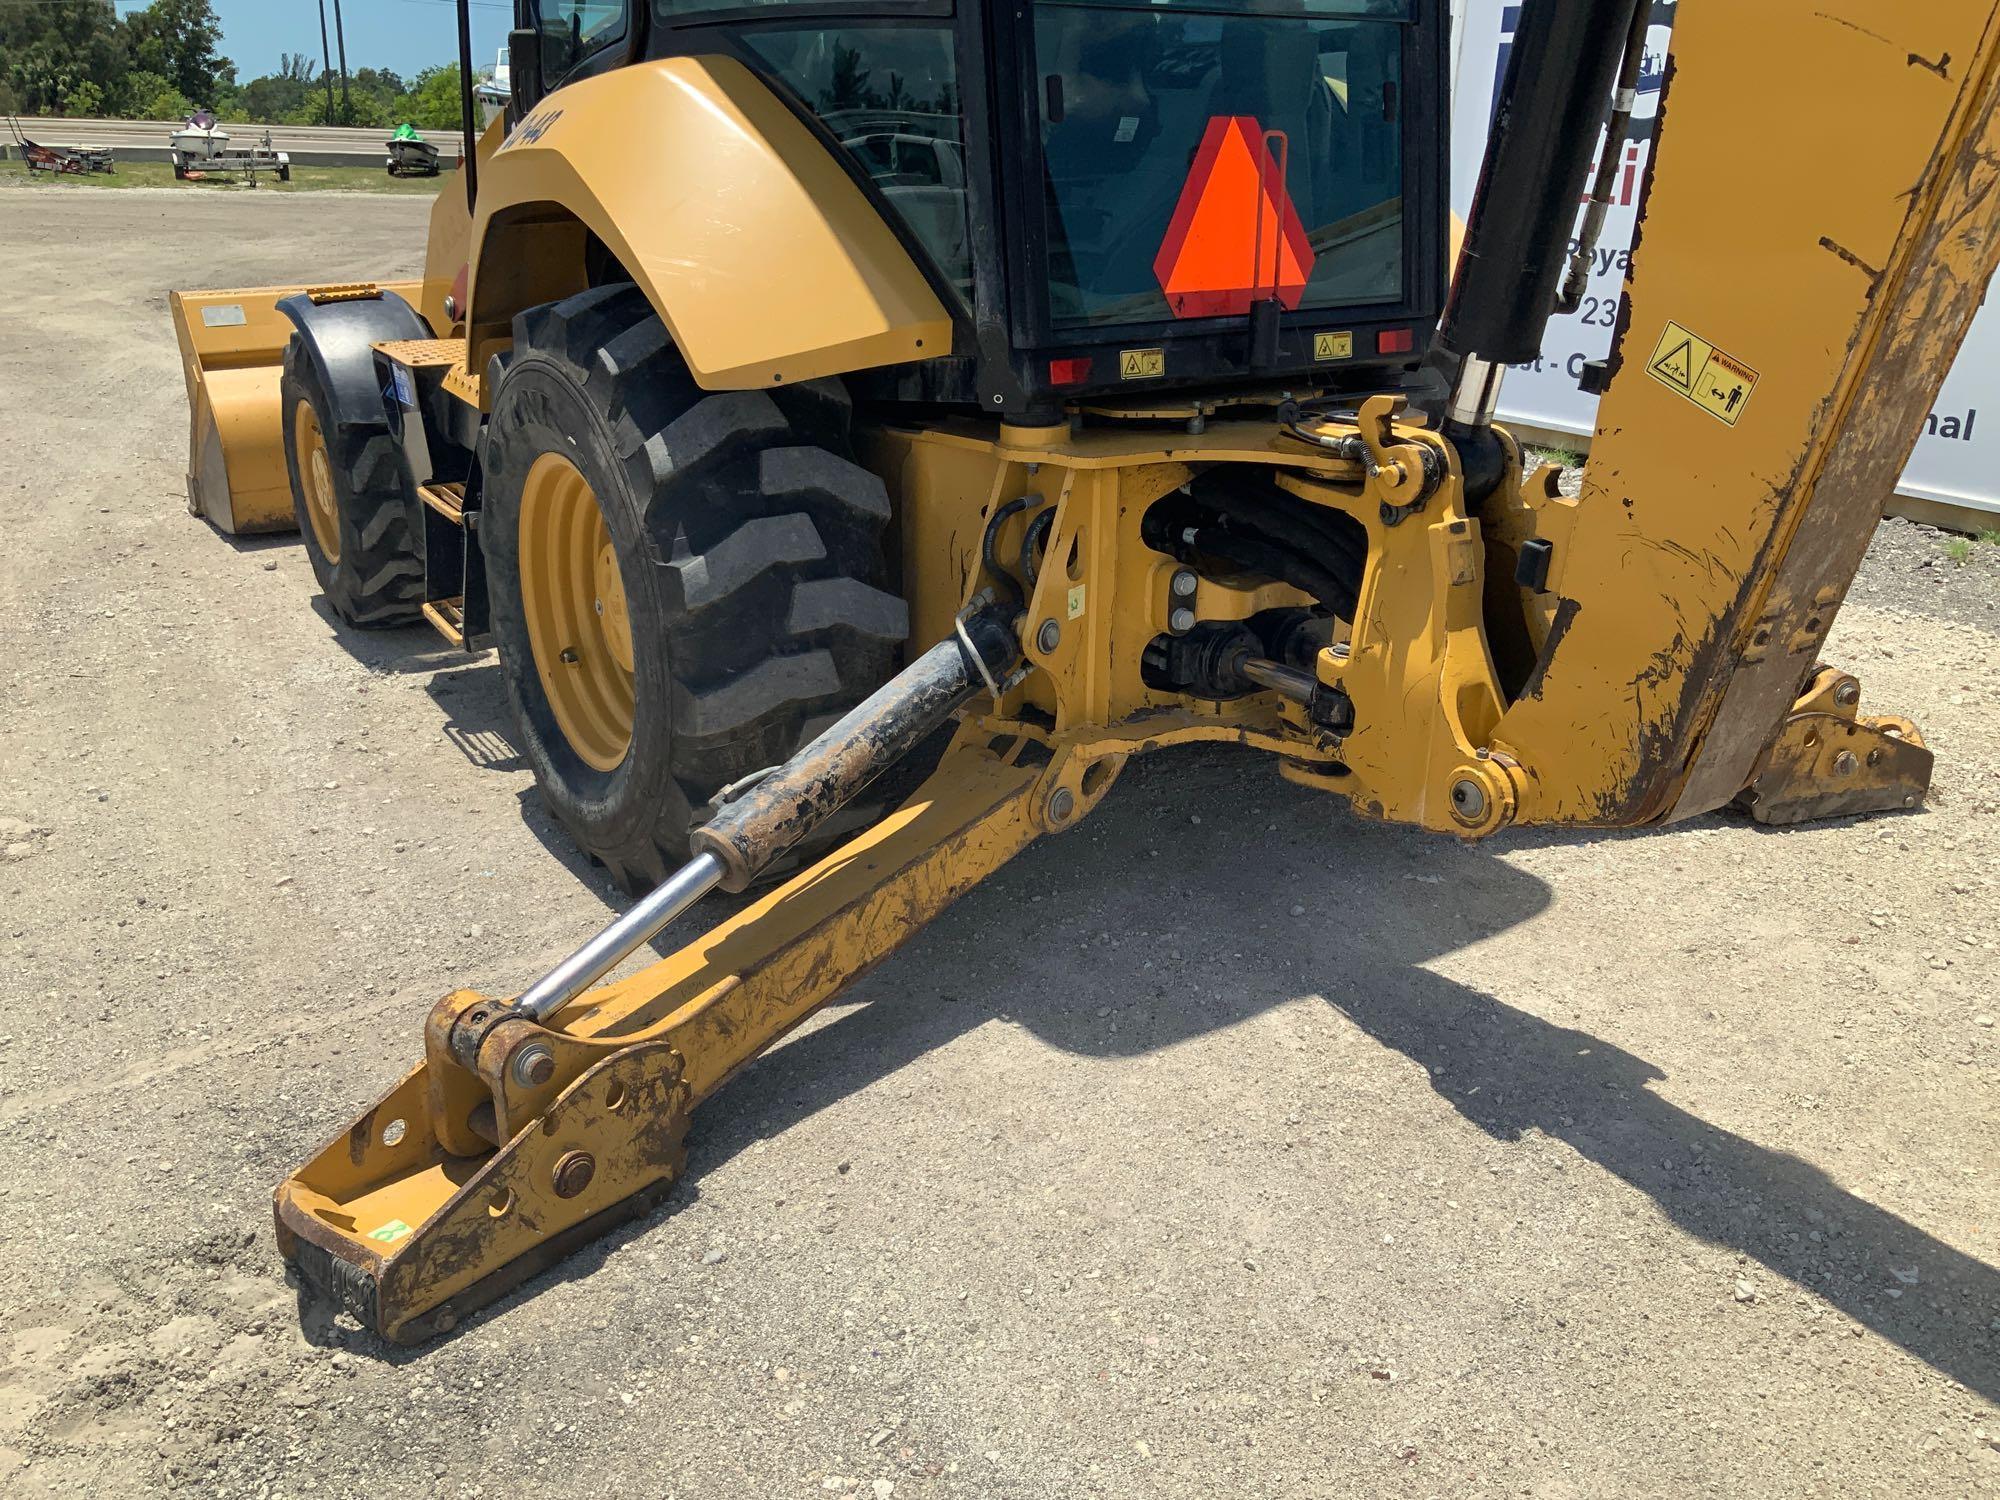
[2,188,1997,1499]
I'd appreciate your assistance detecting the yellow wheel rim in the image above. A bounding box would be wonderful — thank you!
[293,398,340,563]
[518,453,635,772]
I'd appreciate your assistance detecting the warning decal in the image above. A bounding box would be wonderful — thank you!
[1647,321,1759,426]
[1119,347,1165,380]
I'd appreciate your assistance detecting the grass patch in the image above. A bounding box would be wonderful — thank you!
[1,159,446,196]
[1978,528,2000,547]
[1944,536,1974,566]
[1525,444,1587,470]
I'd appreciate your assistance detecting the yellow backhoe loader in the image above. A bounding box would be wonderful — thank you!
[168,0,1998,1341]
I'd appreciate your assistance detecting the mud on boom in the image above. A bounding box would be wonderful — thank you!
[166,0,1998,1339]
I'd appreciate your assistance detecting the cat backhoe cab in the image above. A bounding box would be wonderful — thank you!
[167,0,2000,1341]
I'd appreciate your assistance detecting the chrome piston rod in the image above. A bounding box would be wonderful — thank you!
[516,851,725,1021]
[513,607,1022,1023]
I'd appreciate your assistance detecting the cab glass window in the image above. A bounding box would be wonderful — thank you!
[739,27,973,304]
[537,1,631,81]
[1036,0,1407,328]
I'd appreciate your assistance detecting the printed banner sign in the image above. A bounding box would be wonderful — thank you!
[1449,0,1998,516]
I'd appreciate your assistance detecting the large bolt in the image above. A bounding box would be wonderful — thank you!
[1170,607,1196,633]
[510,1042,556,1089]
[1047,787,1076,824]
[1036,618,1062,654]
[552,1150,596,1199]
[1833,750,1859,776]
[1833,678,1861,708]
[1450,778,1489,823]
[1171,569,1198,598]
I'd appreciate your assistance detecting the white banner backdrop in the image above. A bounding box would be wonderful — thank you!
[1449,0,1998,517]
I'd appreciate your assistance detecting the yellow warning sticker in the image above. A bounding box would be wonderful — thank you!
[1313,331,1354,362]
[1119,347,1165,380]
[1647,321,1759,426]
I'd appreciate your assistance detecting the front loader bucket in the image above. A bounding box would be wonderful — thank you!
[168,282,421,536]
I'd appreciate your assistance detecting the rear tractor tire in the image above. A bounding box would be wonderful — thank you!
[482,283,909,891]
[279,340,424,627]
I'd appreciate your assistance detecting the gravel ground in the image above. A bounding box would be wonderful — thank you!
[2,190,1998,1500]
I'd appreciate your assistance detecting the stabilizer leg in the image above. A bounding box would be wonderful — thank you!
[275,607,1056,1340]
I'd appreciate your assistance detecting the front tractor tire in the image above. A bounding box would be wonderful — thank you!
[482,284,909,891]
[279,340,424,627]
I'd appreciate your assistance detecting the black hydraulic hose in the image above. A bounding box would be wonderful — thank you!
[1190,526,1359,620]
[1433,0,1645,367]
[980,495,1033,614]
[1020,508,1057,590]
[1191,476,1369,578]
[1557,1,1652,316]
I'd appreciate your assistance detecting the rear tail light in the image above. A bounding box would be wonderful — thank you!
[1376,328,1416,355]
[1048,356,1094,386]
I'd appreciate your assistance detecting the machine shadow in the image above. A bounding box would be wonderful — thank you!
[307,596,469,677]
[660,745,1998,1403]
[417,662,528,775]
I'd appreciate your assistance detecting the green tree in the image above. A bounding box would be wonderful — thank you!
[398,64,467,131]
[354,67,407,101]
[119,68,191,122]
[126,0,233,109]
[238,72,316,126]
[62,79,105,117]
[0,0,129,116]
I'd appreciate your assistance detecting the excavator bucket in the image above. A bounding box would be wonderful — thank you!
[168,281,423,535]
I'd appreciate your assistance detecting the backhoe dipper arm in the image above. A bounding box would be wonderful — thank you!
[1482,0,2000,827]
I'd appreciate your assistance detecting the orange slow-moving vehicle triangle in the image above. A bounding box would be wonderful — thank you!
[1154,116,1316,319]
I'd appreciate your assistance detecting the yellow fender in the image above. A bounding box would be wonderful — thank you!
[467,56,952,391]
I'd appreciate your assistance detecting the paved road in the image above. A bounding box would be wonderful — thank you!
[8,116,460,166]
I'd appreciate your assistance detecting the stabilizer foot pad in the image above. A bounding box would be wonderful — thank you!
[274,1040,689,1344]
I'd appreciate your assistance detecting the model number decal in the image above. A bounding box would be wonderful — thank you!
[501,106,565,151]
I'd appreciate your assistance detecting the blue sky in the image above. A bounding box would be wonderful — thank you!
[113,1,513,84]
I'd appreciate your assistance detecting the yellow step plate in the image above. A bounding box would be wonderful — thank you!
[375,338,483,411]
[421,598,467,648]
[418,481,466,523]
